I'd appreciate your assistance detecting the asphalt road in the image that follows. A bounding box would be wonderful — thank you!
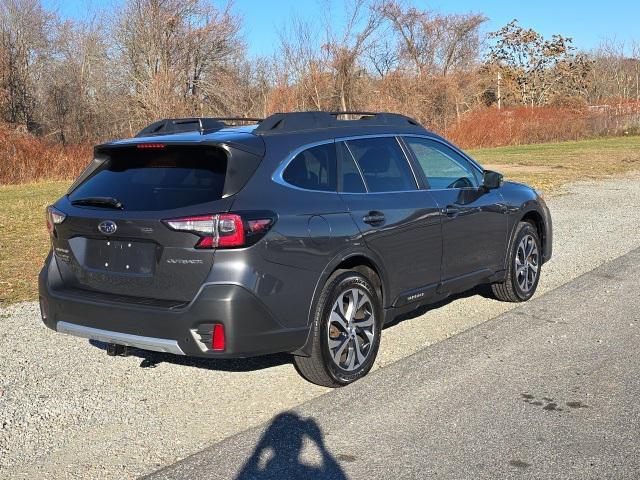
[146,247,640,480]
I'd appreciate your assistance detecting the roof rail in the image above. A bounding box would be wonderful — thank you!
[135,117,263,137]
[254,111,421,135]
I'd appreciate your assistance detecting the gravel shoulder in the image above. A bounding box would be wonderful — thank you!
[2,172,640,479]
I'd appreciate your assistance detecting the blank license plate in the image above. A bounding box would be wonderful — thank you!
[84,239,156,274]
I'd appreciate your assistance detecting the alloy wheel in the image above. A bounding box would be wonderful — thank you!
[327,288,376,371]
[515,234,539,292]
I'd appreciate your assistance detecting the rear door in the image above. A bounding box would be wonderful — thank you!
[53,144,242,303]
[337,137,442,306]
[402,136,508,288]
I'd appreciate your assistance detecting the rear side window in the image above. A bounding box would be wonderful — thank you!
[283,143,337,191]
[346,137,417,192]
[69,146,227,211]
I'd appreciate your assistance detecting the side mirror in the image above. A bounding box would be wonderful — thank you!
[482,170,503,190]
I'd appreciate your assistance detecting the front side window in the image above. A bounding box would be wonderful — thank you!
[283,143,337,191]
[404,137,479,189]
[345,137,417,192]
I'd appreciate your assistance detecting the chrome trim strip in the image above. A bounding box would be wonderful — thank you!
[270,132,485,193]
[56,321,185,355]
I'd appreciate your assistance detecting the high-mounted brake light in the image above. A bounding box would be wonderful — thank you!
[162,213,274,249]
[46,206,66,234]
[136,143,166,149]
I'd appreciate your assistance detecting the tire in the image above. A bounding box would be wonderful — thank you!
[294,271,383,387]
[491,221,542,302]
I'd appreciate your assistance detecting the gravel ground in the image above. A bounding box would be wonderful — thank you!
[2,172,640,479]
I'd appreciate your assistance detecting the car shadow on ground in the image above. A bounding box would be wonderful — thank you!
[88,339,292,372]
[234,412,347,480]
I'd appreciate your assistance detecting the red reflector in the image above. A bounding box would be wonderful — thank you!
[212,324,225,351]
[136,143,166,149]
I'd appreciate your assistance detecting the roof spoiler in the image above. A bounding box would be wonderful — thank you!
[135,117,263,137]
[254,111,422,135]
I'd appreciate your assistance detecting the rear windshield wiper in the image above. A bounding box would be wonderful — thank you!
[70,196,124,210]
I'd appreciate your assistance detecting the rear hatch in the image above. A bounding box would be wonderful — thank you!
[49,142,259,304]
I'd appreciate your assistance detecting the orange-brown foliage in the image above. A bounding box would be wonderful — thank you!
[0,124,91,185]
[443,102,640,149]
[2,101,640,185]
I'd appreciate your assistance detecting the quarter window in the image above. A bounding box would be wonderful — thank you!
[283,143,337,191]
[404,137,479,189]
[346,137,417,192]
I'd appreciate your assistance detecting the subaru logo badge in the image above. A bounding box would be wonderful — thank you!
[98,220,117,235]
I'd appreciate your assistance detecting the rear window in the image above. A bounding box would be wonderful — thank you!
[69,146,227,211]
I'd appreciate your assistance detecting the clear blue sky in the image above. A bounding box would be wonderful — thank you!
[45,0,640,57]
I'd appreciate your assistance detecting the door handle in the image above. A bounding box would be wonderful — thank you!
[442,205,461,216]
[363,211,385,225]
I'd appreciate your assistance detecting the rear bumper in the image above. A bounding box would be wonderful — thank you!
[39,255,308,358]
[55,321,186,355]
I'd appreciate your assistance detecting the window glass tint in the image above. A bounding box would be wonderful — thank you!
[346,137,416,192]
[405,137,479,189]
[337,142,366,193]
[283,143,337,191]
[68,146,227,211]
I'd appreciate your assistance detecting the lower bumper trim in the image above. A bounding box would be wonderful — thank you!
[56,321,185,355]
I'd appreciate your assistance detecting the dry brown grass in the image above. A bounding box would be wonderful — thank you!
[0,181,69,304]
[445,103,640,149]
[0,124,91,185]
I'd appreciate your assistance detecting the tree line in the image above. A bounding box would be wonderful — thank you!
[1,0,638,145]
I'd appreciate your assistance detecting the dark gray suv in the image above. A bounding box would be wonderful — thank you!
[39,112,552,387]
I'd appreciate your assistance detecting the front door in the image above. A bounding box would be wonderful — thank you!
[401,136,508,290]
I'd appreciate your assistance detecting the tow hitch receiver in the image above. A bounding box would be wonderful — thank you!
[106,343,130,357]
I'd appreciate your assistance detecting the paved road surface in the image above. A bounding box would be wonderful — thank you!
[147,247,640,480]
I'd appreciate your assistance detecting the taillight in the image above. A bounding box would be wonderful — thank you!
[217,214,244,247]
[46,206,66,235]
[162,212,274,249]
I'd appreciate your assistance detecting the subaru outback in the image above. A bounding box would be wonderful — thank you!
[39,112,552,387]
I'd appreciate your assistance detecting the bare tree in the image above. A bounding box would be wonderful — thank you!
[588,39,640,103]
[0,0,52,129]
[321,0,383,111]
[377,1,485,76]
[115,0,243,129]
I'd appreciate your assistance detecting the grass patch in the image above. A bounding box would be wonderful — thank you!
[467,135,640,192]
[0,181,69,304]
[1,135,639,305]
